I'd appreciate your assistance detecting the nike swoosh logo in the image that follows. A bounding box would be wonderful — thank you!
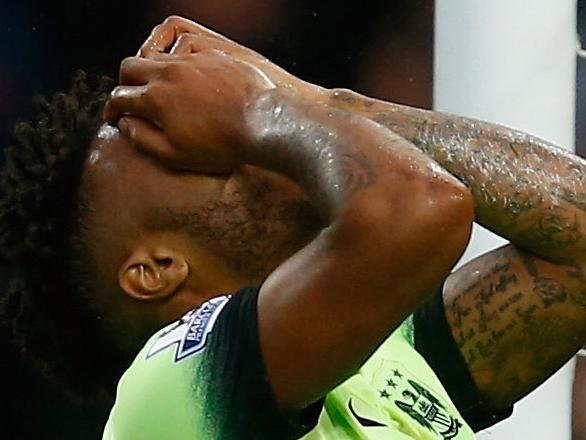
[348,399,387,427]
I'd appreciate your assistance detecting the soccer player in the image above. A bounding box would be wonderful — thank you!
[0,15,584,440]
[106,17,586,439]
[102,46,474,439]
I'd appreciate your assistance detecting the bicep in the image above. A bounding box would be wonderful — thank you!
[443,244,586,411]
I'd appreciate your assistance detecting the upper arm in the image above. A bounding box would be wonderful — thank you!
[443,244,586,411]
[257,179,473,411]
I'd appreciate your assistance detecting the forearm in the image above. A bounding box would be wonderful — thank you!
[329,88,586,265]
[243,89,465,222]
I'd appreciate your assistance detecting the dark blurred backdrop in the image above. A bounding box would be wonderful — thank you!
[0,1,433,438]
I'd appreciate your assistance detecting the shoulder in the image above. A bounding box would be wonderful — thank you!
[145,294,233,363]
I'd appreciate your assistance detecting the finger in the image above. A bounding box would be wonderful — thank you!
[118,117,181,168]
[170,32,236,56]
[168,34,286,90]
[102,85,159,124]
[146,51,231,65]
[138,21,177,57]
[138,16,237,57]
[119,56,164,85]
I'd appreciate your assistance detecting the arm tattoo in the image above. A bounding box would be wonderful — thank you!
[445,247,586,408]
[329,88,586,265]
[520,252,567,307]
[559,189,586,213]
[447,257,523,368]
[414,119,585,261]
[250,94,378,214]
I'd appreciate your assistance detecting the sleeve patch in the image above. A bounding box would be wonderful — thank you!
[146,295,231,362]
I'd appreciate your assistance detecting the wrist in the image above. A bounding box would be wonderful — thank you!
[240,88,293,166]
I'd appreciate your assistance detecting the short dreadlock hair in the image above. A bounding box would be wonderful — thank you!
[0,71,127,404]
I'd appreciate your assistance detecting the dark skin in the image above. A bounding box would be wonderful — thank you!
[113,16,586,413]
[99,38,473,411]
[83,126,253,349]
[83,125,319,351]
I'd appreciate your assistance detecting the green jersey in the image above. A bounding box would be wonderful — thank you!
[104,288,316,440]
[300,318,475,439]
[103,287,478,439]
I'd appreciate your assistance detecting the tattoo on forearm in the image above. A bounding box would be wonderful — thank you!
[329,90,586,263]
[559,190,586,212]
[532,212,582,251]
[414,121,586,261]
[520,253,568,307]
[257,97,378,210]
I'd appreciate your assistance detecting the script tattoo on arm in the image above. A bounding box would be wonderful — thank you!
[444,245,586,411]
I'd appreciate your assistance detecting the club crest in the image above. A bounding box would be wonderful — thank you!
[372,362,462,439]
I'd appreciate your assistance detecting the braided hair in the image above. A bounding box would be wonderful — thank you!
[0,71,127,404]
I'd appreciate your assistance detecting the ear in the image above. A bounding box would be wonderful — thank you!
[119,246,190,302]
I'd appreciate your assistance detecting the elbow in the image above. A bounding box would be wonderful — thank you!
[351,175,472,234]
[435,179,474,230]
[417,176,474,252]
[421,179,475,266]
[367,177,474,261]
[333,174,474,267]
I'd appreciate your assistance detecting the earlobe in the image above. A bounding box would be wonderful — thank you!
[119,248,190,302]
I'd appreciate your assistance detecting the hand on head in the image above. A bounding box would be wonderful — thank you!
[137,16,326,100]
[103,15,326,175]
[103,49,276,174]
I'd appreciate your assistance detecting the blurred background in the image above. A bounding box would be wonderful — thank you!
[0,0,583,438]
[0,0,434,149]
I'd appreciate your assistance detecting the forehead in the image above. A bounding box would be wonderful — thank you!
[83,124,228,227]
[81,125,148,249]
[86,124,137,176]
[83,123,179,224]
[84,125,148,219]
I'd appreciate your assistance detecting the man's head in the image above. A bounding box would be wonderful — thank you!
[82,123,322,349]
[0,72,321,401]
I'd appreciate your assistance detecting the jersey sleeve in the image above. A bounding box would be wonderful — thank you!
[197,286,322,439]
[413,288,514,432]
[104,286,321,440]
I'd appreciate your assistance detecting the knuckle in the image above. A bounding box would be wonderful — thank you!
[110,85,125,99]
[143,84,163,106]
[151,22,164,34]
[163,15,185,27]
[202,48,229,58]
[120,56,136,72]
[162,61,186,80]
[175,32,193,45]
